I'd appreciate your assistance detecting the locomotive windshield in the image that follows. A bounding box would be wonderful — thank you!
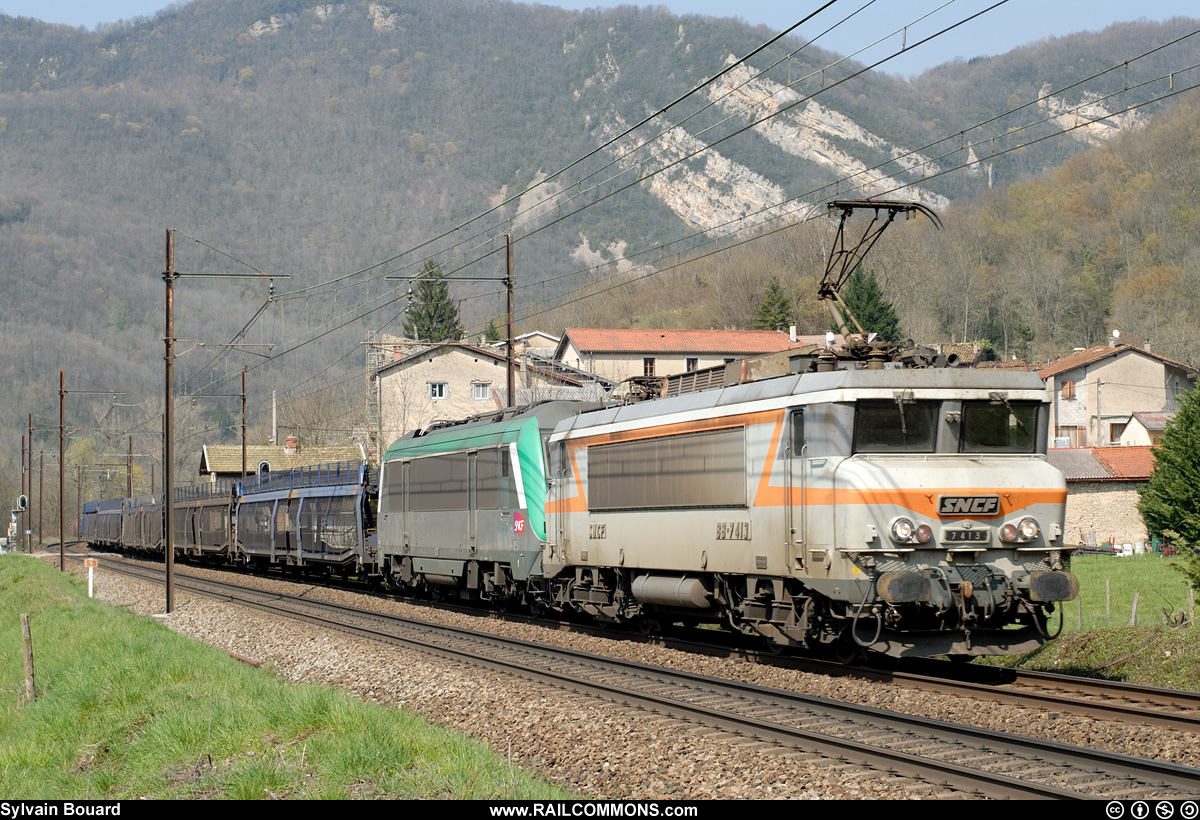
[853,399,939,453]
[959,400,1039,453]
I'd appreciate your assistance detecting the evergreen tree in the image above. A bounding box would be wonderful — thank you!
[483,317,503,343]
[839,266,901,343]
[403,260,464,342]
[752,276,793,331]
[1138,387,1200,545]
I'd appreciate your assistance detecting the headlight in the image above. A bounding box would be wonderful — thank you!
[1018,517,1040,540]
[1000,518,1040,544]
[915,524,933,544]
[891,517,915,542]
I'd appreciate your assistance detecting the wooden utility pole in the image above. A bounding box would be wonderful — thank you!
[164,229,176,613]
[242,367,248,479]
[58,373,63,570]
[38,451,43,546]
[20,434,25,552]
[127,436,133,498]
[27,414,32,553]
[505,233,515,408]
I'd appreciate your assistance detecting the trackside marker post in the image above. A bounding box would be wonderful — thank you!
[85,557,97,598]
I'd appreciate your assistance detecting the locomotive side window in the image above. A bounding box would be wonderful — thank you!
[409,453,469,511]
[853,400,939,453]
[960,401,1038,453]
[790,410,804,453]
[588,427,746,511]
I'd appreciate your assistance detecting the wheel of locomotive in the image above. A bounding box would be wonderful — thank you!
[827,638,864,666]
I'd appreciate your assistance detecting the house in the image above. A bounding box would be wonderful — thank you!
[1046,446,1155,548]
[553,328,815,383]
[489,331,560,357]
[198,435,366,483]
[1120,411,1176,447]
[1038,343,1196,448]
[377,342,607,445]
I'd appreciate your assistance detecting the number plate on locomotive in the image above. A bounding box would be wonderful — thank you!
[942,528,990,544]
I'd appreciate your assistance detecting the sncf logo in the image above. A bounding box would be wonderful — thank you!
[938,495,1001,517]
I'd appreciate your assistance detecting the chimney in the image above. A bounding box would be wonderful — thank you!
[1144,339,1152,353]
[789,325,797,343]
[284,434,298,454]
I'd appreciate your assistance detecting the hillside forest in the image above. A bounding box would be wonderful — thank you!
[2,0,1200,521]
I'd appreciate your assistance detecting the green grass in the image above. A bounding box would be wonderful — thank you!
[0,555,576,800]
[1061,553,1194,632]
[977,553,1200,690]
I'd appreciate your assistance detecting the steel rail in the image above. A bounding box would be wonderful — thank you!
[94,557,1200,800]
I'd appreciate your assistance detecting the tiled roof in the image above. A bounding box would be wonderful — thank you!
[1038,344,1198,379]
[935,342,983,364]
[556,328,808,357]
[1047,446,1154,481]
[200,445,365,475]
[974,358,1031,370]
[1132,410,1175,432]
[1092,446,1155,480]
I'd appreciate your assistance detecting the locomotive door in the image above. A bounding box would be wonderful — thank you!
[548,441,567,553]
[468,453,478,554]
[785,409,807,570]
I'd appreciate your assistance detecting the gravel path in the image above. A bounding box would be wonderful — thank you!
[72,555,1200,800]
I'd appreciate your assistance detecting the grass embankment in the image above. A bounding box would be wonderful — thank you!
[0,555,574,800]
[990,553,1200,691]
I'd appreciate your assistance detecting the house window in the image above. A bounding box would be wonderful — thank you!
[429,382,447,400]
[1061,380,1076,399]
[643,358,655,377]
[686,357,699,372]
[1109,422,1127,443]
[472,382,491,401]
[1055,426,1084,448]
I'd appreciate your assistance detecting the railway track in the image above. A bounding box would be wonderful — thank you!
[880,660,1200,733]
[72,546,1200,734]
[92,555,1200,800]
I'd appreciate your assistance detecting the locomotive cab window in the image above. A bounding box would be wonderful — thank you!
[853,399,938,453]
[960,400,1038,453]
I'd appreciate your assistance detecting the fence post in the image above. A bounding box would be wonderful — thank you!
[1129,591,1139,626]
[1106,578,1111,618]
[1076,594,1082,630]
[21,613,35,703]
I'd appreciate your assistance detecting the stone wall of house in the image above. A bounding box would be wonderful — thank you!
[1064,480,1149,547]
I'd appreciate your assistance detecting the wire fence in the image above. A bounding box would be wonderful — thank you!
[1062,553,1196,632]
